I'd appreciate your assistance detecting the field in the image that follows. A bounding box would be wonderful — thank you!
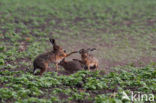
[0,0,156,103]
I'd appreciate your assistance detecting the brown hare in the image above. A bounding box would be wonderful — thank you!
[72,59,96,70]
[77,48,99,71]
[33,38,77,75]
[59,58,85,73]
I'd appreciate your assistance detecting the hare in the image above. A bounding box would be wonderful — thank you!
[33,38,77,75]
[77,48,99,71]
[72,59,96,70]
[59,58,85,73]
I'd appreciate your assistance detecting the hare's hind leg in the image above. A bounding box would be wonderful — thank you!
[39,63,48,75]
[39,68,46,75]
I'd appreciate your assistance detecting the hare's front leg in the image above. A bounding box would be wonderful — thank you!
[96,64,99,70]
[87,66,90,71]
[55,63,58,71]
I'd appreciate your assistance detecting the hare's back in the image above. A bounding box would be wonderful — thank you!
[65,61,84,71]
[34,52,55,63]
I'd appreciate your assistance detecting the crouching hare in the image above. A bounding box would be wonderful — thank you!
[59,58,85,73]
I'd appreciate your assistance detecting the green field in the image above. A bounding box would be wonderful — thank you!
[0,0,156,102]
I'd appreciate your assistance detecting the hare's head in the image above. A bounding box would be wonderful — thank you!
[79,49,88,57]
[79,48,96,57]
[59,58,67,66]
[49,38,66,54]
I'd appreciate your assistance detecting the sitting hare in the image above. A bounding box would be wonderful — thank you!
[72,59,96,70]
[77,48,99,71]
[33,38,77,75]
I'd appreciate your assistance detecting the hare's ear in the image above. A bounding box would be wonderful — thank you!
[86,48,91,51]
[79,49,84,53]
[90,48,96,51]
[49,38,55,45]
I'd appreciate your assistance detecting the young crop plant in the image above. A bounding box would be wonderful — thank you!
[0,0,156,102]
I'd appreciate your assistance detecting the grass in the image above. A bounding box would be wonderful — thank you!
[0,0,156,102]
[0,0,156,70]
[0,66,155,103]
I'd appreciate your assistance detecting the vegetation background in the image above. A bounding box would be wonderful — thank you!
[0,0,155,103]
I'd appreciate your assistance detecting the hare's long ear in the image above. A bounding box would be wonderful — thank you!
[90,48,96,51]
[86,48,91,51]
[49,38,56,46]
[79,49,84,53]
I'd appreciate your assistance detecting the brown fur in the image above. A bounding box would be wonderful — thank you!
[78,48,99,71]
[73,59,96,70]
[33,38,77,75]
[59,58,85,73]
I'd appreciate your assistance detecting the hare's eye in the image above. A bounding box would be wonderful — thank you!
[64,50,66,53]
